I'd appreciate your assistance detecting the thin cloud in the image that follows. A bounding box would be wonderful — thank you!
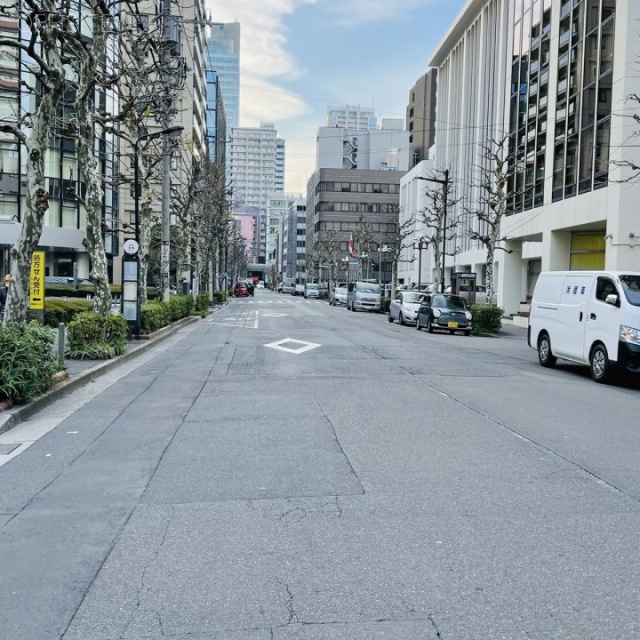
[207,0,316,125]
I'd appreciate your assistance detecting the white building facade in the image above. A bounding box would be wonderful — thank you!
[325,105,378,130]
[428,0,638,315]
[229,122,284,262]
[316,127,410,172]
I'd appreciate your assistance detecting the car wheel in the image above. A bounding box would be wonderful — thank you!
[538,333,557,368]
[426,317,434,334]
[464,330,471,336]
[416,318,421,331]
[388,313,393,323]
[590,344,610,383]
[398,312,405,326]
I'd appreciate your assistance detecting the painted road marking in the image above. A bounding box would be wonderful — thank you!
[264,338,321,354]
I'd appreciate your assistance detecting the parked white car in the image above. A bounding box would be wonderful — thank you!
[388,291,426,325]
[293,283,305,296]
[304,283,320,298]
[330,286,347,306]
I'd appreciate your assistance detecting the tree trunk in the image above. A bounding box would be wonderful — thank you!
[78,109,111,316]
[5,110,55,325]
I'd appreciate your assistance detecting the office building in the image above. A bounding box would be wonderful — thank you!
[426,0,635,315]
[316,126,410,172]
[229,123,284,262]
[406,70,437,167]
[267,193,300,270]
[325,105,378,130]
[206,22,240,130]
[306,168,405,285]
[281,199,307,281]
[0,5,119,281]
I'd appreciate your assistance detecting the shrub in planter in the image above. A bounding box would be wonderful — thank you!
[44,298,92,327]
[0,321,60,403]
[195,292,210,312]
[167,294,193,321]
[66,312,128,359]
[213,291,228,304]
[471,303,504,335]
[141,301,169,334]
[380,299,391,313]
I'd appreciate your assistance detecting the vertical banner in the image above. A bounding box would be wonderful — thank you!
[30,251,45,310]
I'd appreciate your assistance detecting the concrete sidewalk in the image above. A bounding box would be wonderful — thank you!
[0,310,212,437]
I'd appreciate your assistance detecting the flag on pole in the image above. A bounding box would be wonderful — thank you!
[348,232,354,256]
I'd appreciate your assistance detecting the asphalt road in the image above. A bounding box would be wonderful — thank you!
[1,289,639,640]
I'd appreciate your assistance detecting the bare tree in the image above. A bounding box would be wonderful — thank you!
[0,0,69,325]
[468,136,515,304]
[419,168,458,292]
[315,230,341,292]
[380,205,415,298]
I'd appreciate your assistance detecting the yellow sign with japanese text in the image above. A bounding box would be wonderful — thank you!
[30,251,45,310]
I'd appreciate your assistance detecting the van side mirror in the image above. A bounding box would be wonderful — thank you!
[605,293,619,306]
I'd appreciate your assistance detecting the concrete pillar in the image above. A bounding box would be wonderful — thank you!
[541,229,571,271]
[496,239,523,315]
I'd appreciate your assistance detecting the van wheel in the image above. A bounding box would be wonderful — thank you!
[590,344,610,383]
[538,333,557,368]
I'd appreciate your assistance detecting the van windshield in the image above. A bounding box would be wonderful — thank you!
[357,284,380,293]
[620,275,640,307]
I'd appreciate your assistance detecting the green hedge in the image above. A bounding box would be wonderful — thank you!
[44,298,92,326]
[0,322,60,403]
[66,312,128,360]
[213,291,228,304]
[380,299,391,313]
[140,295,194,334]
[195,292,210,312]
[471,303,504,334]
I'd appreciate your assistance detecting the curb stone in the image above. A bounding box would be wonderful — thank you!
[0,313,204,437]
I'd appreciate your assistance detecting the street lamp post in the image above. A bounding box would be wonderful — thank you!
[416,169,450,292]
[132,126,184,336]
[412,237,429,289]
[377,245,390,292]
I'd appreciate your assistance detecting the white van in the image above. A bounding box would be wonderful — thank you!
[528,271,640,382]
[346,281,381,312]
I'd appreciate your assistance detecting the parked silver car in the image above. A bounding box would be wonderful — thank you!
[329,285,347,306]
[346,282,381,312]
[388,291,426,325]
[304,283,320,298]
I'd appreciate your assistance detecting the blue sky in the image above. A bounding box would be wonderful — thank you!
[209,0,469,192]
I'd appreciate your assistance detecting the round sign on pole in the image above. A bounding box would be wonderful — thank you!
[123,239,139,255]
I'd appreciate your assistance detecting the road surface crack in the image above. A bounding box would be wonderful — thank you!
[277,579,299,624]
[429,614,443,638]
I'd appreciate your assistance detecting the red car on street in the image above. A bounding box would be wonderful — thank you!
[234,282,250,297]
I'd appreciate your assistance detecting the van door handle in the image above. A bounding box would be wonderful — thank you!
[590,313,596,320]
[579,312,583,322]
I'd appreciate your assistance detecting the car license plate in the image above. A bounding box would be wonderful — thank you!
[448,321,459,328]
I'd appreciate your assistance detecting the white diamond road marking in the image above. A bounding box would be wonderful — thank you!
[264,338,321,354]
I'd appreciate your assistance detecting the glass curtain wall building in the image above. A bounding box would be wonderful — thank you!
[429,0,637,315]
[206,23,240,130]
[0,3,119,281]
